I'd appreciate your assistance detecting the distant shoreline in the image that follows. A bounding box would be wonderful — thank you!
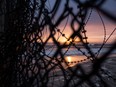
[45,44,114,48]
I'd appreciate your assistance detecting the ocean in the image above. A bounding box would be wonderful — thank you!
[44,45,116,67]
[45,46,116,87]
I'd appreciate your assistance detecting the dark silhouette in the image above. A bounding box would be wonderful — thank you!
[0,0,116,87]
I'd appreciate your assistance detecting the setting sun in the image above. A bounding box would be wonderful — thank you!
[58,36,80,45]
[66,56,72,62]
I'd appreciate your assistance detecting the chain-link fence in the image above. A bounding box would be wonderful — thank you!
[0,0,116,87]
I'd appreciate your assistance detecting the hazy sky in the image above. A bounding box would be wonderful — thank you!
[45,0,116,44]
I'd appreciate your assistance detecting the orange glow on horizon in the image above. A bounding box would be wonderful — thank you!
[66,56,72,62]
[57,37,80,45]
[35,23,115,44]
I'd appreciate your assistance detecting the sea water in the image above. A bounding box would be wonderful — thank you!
[44,46,116,67]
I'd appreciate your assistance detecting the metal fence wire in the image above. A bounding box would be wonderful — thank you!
[0,0,116,87]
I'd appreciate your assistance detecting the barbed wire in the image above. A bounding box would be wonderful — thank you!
[0,0,116,87]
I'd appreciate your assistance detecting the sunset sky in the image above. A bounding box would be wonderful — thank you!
[47,0,116,44]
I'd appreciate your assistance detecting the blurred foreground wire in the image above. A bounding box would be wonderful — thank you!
[0,0,116,87]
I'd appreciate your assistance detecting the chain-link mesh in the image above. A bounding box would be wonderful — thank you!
[0,0,116,87]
